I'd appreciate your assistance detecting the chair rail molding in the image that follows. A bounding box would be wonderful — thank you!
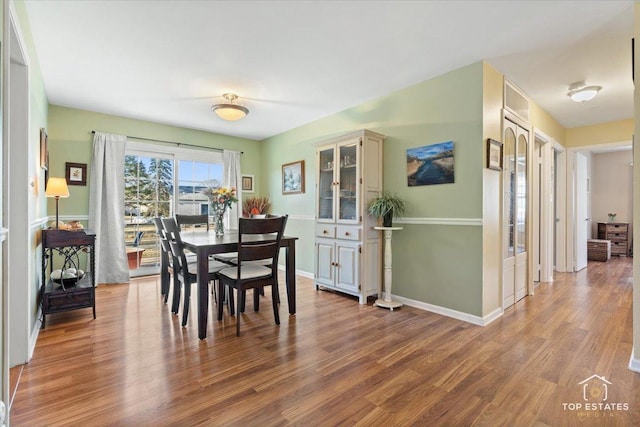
[287,214,314,221]
[394,217,483,226]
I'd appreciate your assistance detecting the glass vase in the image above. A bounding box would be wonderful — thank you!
[212,206,226,236]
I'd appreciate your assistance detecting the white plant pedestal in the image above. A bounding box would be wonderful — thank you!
[374,226,403,311]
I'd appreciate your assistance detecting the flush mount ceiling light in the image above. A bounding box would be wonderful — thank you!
[567,81,602,103]
[211,93,249,121]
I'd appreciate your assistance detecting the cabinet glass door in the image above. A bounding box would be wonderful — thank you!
[338,142,358,222]
[318,147,335,221]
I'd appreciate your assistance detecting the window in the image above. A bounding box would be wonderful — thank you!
[124,142,223,276]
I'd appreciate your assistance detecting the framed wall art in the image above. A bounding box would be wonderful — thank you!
[241,174,254,193]
[65,162,87,186]
[407,141,454,186]
[487,138,503,171]
[282,160,305,194]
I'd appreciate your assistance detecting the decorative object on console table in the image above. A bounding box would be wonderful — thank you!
[41,228,96,328]
[65,162,87,186]
[45,177,70,229]
[374,226,403,311]
[242,196,271,218]
[597,222,629,256]
[608,212,617,222]
[282,160,305,194]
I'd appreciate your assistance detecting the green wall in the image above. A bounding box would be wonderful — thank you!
[47,105,262,216]
[262,62,485,316]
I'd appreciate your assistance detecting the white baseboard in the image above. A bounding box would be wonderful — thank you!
[28,309,42,362]
[278,264,313,279]
[392,295,503,326]
[629,348,640,373]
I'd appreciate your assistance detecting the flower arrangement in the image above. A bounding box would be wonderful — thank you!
[203,186,238,214]
[243,196,271,217]
[608,212,617,222]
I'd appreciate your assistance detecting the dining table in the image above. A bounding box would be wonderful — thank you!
[167,230,298,339]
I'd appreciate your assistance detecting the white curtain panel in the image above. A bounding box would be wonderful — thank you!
[223,149,242,230]
[88,132,129,284]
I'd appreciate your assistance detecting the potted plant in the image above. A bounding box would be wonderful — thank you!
[368,192,406,227]
[243,196,271,218]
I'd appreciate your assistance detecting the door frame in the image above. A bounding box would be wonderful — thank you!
[566,141,631,271]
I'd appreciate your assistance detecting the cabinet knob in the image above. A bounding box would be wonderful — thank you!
[323,230,328,234]
[344,232,350,236]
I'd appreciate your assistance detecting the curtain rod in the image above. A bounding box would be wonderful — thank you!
[90,131,243,154]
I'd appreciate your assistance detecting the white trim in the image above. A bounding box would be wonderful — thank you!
[0,227,7,243]
[31,217,48,228]
[277,264,313,279]
[287,214,314,221]
[629,349,640,373]
[28,311,41,361]
[392,295,503,326]
[55,214,89,222]
[395,217,482,226]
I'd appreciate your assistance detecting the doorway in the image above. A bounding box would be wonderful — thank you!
[503,118,529,309]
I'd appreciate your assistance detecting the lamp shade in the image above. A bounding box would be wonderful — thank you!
[567,81,601,103]
[45,177,70,198]
[211,93,249,121]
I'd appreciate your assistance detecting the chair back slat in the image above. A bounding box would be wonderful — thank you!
[161,217,190,273]
[236,215,288,276]
[176,214,209,231]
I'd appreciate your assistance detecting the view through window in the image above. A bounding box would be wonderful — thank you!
[124,145,223,276]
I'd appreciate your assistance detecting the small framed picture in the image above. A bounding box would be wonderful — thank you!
[241,174,254,193]
[40,128,48,170]
[282,160,305,194]
[66,162,87,186]
[487,138,503,171]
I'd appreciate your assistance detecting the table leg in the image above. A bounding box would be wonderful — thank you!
[285,240,296,314]
[197,248,209,339]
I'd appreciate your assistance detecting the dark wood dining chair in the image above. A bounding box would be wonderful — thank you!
[152,217,171,304]
[175,214,209,231]
[216,215,288,336]
[161,217,227,327]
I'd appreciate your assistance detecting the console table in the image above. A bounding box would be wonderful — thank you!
[374,226,403,310]
[41,229,96,328]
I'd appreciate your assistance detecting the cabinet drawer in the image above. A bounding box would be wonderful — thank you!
[606,224,628,233]
[607,233,627,242]
[44,287,94,312]
[316,224,335,238]
[336,226,360,241]
[611,242,627,255]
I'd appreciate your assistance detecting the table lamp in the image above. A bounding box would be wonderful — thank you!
[45,177,70,229]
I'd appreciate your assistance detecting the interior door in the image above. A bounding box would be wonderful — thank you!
[503,118,529,308]
[575,152,589,271]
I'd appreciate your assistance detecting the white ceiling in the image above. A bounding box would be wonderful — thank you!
[23,0,635,141]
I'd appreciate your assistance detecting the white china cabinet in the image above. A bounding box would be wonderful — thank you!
[314,130,384,303]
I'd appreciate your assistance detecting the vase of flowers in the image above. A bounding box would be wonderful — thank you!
[203,186,238,236]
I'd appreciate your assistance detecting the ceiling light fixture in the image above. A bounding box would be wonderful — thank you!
[567,81,601,103]
[211,93,249,121]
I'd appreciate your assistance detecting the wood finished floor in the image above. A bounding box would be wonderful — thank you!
[10,257,640,426]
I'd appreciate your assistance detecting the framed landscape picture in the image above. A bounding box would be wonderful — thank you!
[487,138,503,171]
[282,160,305,194]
